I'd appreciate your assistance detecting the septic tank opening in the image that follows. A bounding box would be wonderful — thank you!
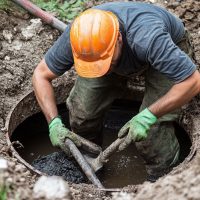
[11,99,191,188]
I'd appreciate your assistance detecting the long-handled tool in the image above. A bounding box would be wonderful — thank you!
[65,139,104,188]
[63,133,126,188]
[12,0,67,32]
[83,137,126,173]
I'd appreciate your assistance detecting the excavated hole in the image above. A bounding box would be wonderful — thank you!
[10,98,191,188]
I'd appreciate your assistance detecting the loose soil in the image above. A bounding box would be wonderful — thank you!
[0,0,200,199]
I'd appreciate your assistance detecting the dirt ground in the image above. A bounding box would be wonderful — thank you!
[0,0,200,199]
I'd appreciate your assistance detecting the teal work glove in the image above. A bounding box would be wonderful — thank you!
[49,117,81,149]
[118,108,157,151]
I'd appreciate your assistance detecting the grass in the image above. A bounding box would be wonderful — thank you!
[0,185,9,200]
[32,0,87,23]
[0,0,11,10]
[0,0,25,12]
[0,0,88,22]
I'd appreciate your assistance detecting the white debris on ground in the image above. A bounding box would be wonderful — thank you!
[2,30,13,44]
[0,158,8,171]
[21,19,43,41]
[111,192,134,200]
[0,158,8,187]
[33,176,71,200]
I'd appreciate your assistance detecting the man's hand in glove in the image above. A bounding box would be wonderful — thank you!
[49,117,81,149]
[118,108,157,151]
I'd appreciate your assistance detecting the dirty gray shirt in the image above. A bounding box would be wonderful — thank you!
[45,2,196,83]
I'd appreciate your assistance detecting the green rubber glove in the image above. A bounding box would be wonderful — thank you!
[118,108,157,151]
[49,117,81,149]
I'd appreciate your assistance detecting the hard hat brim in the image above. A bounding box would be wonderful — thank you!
[73,46,115,78]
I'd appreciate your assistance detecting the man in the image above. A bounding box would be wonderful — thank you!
[32,2,200,181]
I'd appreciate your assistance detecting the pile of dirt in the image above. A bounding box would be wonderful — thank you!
[0,10,60,128]
[0,0,200,199]
[166,0,200,68]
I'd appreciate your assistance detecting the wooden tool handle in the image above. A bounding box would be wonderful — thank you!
[100,137,126,162]
[75,134,102,155]
[65,139,104,188]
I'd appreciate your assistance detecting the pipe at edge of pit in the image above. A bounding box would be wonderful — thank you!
[12,0,67,32]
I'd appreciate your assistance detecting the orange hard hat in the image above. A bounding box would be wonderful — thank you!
[70,9,119,78]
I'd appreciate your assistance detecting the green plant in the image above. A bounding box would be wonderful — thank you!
[33,0,86,22]
[0,0,10,10]
[0,0,25,12]
[0,185,9,200]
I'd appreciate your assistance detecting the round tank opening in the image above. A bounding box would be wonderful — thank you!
[10,99,191,188]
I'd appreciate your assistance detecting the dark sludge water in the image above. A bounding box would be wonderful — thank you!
[11,99,191,188]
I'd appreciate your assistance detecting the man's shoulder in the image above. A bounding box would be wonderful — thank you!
[44,24,73,76]
[93,2,153,10]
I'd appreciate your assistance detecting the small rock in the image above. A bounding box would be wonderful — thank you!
[49,34,53,40]
[2,30,13,44]
[149,0,157,3]
[8,161,15,169]
[12,158,18,162]
[21,19,42,41]
[112,192,134,200]
[15,164,26,172]
[4,56,10,61]
[33,176,71,200]
[0,158,8,172]
[23,170,31,177]
[0,127,6,132]
[6,177,13,184]
[19,177,26,182]
[0,52,7,59]
[10,40,23,51]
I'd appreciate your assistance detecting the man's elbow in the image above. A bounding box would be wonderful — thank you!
[32,59,57,86]
[192,70,200,94]
[32,64,41,87]
[195,79,200,94]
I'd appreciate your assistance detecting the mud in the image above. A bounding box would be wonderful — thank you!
[32,151,87,184]
[11,101,147,188]
[1,0,200,199]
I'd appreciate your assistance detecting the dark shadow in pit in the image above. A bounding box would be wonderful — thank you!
[11,100,191,188]
[174,123,192,163]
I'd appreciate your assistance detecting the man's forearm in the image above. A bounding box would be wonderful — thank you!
[148,70,200,118]
[32,59,59,123]
[33,76,58,123]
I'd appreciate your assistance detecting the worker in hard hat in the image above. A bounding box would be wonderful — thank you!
[32,2,200,181]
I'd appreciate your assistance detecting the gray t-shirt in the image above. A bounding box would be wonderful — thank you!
[45,2,196,83]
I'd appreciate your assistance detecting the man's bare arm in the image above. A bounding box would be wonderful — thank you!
[148,70,200,118]
[32,59,58,123]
